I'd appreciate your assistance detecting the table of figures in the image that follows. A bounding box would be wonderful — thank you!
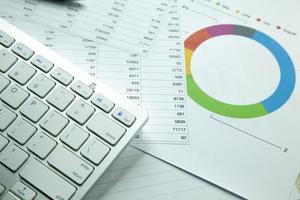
[0,0,169,55]
[2,0,189,144]
[98,0,188,143]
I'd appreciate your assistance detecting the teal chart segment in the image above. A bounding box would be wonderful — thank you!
[184,24,296,118]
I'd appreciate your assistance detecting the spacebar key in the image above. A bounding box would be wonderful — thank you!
[20,159,76,200]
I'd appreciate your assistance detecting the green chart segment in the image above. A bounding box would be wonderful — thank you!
[184,24,296,118]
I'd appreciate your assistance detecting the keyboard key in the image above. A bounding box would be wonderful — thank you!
[27,73,55,98]
[31,55,54,73]
[11,182,36,200]
[2,192,20,200]
[0,84,29,109]
[0,74,10,93]
[51,67,73,86]
[47,86,75,111]
[11,43,34,60]
[20,159,76,200]
[27,132,56,159]
[81,137,110,165]
[87,112,126,146]
[6,118,37,145]
[8,61,36,85]
[0,134,9,151]
[0,144,29,172]
[20,97,49,123]
[0,184,5,195]
[112,107,136,127]
[71,80,94,99]
[48,146,93,185]
[0,30,15,47]
[60,124,89,150]
[40,110,69,136]
[67,99,95,125]
[91,94,115,113]
[0,104,17,131]
[0,49,17,72]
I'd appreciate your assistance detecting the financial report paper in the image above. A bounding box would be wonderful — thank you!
[0,0,169,55]
[133,0,300,199]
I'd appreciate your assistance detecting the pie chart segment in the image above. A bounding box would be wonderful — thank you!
[186,75,268,118]
[252,30,296,113]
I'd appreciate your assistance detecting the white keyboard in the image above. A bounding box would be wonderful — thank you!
[0,18,148,200]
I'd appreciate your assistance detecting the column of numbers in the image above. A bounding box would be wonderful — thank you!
[0,0,38,19]
[97,46,142,106]
[138,0,188,143]
[30,1,81,31]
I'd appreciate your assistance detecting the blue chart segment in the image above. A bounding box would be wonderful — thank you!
[184,24,296,118]
[253,31,296,113]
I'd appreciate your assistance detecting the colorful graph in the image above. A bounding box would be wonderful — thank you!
[184,24,296,118]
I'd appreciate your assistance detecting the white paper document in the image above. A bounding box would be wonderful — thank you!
[134,0,300,199]
[86,146,241,200]
[0,0,169,55]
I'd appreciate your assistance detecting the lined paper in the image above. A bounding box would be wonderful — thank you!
[85,146,240,200]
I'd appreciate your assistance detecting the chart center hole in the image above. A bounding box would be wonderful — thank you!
[191,35,280,105]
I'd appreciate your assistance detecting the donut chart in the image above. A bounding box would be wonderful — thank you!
[184,24,296,118]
